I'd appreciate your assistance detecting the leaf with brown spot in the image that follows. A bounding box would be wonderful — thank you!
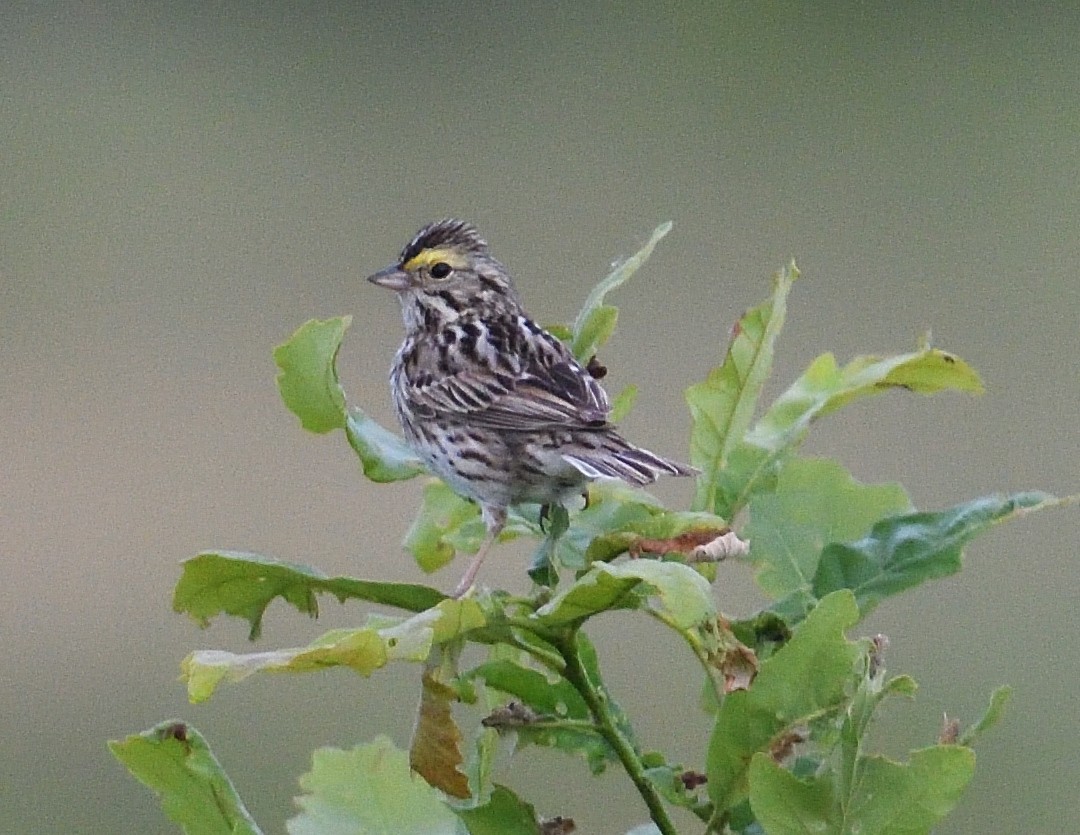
[482,700,542,729]
[629,528,730,558]
[768,728,807,763]
[939,714,960,745]
[411,666,470,799]
[706,619,759,693]
[718,641,759,693]
[540,815,577,834]
[688,530,749,563]
[109,721,263,834]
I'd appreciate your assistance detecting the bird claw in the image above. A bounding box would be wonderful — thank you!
[538,503,552,532]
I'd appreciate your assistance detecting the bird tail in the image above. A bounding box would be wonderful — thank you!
[562,433,696,487]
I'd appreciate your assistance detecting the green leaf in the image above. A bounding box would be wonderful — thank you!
[545,322,573,342]
[749,745,976,835]
[464,726,501,806]
[833,647,920,809]
[747,755,834,834]
[643,761,710,813]
[843,670,919,748]
[345,410,425,482]
[850,747,975,834]
[813,491,1058,616]
[472,661,590,724]
[174,551,446,640]
[687,262,799,515]
[454,785,540,834]
[534,560,717,630]
[274,316,423,482]
[109,721,263,835]
[959,685,1011,747]
[475,635,635,775]
[753,347,984,447]
[716,345,984,518]
[405,481,483,572]
[183,599,485,702]
[572,304,619,364]
[287,736,458,835]
[745,458,910,603]
[403,481,537,574]
[728,610,792,661]
[706,591,861,811]
[581,511,730,568]
[550,481,727,571]
[552,485,664,570]
[609,384,639,422]
[470,659,615,773]
[570,221,673,361]
[274,317,350,433]
[528,503,569,587]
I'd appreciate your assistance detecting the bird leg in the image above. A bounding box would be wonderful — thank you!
[452,505,507,598]
[540,491,586,532]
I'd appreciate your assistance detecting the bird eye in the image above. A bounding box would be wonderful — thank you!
[430,262,453,279]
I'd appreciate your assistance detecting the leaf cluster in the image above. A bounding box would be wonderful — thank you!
[112,224,1067,834]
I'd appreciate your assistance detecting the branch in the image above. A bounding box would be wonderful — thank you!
[554,629,679,835]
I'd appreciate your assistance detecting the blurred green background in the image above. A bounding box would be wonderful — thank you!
[2,2,1077,832]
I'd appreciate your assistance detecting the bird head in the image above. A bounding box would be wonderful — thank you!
[368,220,521,327]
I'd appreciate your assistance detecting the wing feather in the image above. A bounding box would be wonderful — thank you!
[403,319,610,431]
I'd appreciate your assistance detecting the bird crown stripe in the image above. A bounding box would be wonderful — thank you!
[402,247,470,272]
[398,219,487,264]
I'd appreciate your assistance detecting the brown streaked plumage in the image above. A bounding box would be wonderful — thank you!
[369,219,694,595]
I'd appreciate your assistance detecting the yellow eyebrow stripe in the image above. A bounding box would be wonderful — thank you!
[402,247,468,272]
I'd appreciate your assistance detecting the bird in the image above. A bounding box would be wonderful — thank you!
[368,219,694,596]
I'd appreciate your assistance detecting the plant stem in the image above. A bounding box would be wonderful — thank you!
[555,629,679,835]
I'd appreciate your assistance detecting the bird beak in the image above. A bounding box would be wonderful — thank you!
[367,264,411,291]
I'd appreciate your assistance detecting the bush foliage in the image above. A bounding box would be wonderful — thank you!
[112,224,1063,834]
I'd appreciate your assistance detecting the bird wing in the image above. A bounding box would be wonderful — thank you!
[405,326,611,431]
